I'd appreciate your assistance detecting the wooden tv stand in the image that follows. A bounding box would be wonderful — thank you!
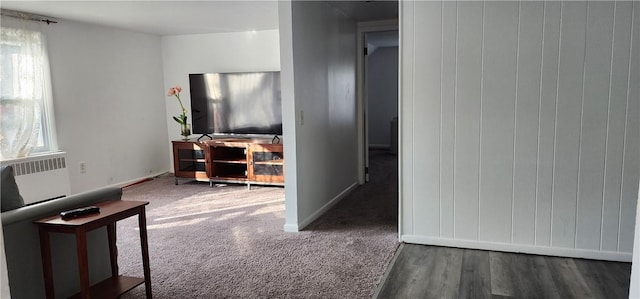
[172,138,284,188]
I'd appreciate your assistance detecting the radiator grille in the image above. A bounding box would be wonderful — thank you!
[11,156,66,176]
[1,152,71,204]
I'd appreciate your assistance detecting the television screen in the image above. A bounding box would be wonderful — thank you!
[189,72,282,136]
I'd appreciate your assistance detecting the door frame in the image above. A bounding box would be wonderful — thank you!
[356,19,399,184]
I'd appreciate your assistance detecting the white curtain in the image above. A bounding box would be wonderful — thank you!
[0,18,48,159]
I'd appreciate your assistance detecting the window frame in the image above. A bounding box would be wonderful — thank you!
[0,23,58,159]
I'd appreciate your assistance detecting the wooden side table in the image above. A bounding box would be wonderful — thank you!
[35,200,152,299]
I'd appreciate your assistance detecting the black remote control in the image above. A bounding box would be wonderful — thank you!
[60,206,100,220]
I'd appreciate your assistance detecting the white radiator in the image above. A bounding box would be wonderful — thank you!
[2,152,71,205]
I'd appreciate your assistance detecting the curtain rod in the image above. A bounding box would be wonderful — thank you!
[1,9,57,25]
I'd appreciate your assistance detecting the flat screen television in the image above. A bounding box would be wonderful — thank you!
[189,71,282,136]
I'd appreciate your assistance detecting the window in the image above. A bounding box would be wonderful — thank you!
[0,23,56,159]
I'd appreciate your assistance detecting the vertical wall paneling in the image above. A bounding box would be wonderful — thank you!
[454,1,484,240]
[401,0,639,261]
[513,1,544,245]
[601,1,633,252]
[479,1,519,243]
[618,1,640,253]
[412,1,442,236]
[575,1,615,251]
[440,1,458,238]
[551,1,588,248]
[535,1,562,247]
[400,0,415,235]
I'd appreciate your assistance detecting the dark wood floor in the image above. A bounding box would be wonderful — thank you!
[375,244,632,299]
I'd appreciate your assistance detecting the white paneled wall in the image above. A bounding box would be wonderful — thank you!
[400,1,639,261]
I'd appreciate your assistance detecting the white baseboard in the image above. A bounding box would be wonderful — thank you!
[113,172,169,189]
[401,235,633,262]
[292,182,359,231]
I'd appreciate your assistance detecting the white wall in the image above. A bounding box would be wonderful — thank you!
[367,46,398,148]
[631,184,640,298]
[160,30,280,170]
[400,1,639,261]
[279,0,358,231]
[45,19,168,194]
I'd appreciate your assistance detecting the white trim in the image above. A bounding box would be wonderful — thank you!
[288,182,359,232]
[278,0,300,234]
[397,3,405,242]
[401,234,632,262]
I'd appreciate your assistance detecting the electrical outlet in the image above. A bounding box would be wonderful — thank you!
[79,162,87,173]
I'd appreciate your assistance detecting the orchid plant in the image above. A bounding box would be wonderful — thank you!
[167,85,190,138]
[168,85,187,125]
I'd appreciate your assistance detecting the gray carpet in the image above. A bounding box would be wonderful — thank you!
[117,150,399,298]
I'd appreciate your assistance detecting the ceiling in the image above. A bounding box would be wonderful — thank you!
[1,1,398,36]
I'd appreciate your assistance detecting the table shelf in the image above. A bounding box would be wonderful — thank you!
[69,276,144,299]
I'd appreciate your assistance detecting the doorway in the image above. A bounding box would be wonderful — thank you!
[357,22,399,184]
[365,30,399,173]
[358,25,400,242]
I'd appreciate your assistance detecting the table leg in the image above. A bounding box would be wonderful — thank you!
[75,228,90,298]
[38,227,55,299]
[138,208,153,298]
[107,223,119,277]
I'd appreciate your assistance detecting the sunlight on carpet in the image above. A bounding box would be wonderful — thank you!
[116,169,398,299]
[154,199,284,222]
